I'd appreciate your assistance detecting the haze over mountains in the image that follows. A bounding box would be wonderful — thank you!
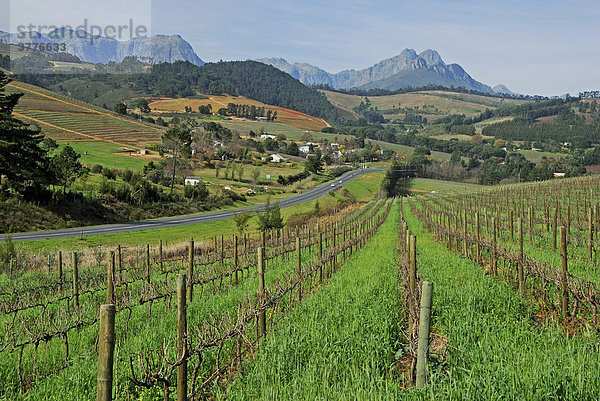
[0,29,204,66]
[257,49,512,94]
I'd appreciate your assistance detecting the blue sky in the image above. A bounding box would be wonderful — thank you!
[3,0,599,96]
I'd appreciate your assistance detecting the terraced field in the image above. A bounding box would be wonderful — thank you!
[6,80,165,147]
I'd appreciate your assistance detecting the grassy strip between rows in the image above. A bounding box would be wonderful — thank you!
[402,199,600,400]
[220,200,402,400]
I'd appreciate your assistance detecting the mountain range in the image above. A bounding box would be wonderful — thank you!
[257,49,511,94]
[0,28,513,95]
[0,29,204,66]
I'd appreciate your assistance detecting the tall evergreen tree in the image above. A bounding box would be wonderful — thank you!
[0,72,51,188]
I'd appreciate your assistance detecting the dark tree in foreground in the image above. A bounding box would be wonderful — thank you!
[0,71,51,188]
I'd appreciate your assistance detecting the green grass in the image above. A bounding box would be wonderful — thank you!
[402,199,600,400]
[222,200,402,400]
[519,149,566,164]
[407,178,481,195]
[343,170,385,200]
[57,141,149,171]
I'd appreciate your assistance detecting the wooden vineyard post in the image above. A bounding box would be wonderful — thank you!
[462,210,467,257]
[47,254,51,275]
[145,244,151,290]
[72,252,79,313]
[58,251,63,292]
[409,235,417,299]
[518,218,524,296]
[333,226,337,273]
[546,205,550,232]
[475,213,480,264]
[9,258,13,283]
[159,240,163,271]
[188,238,194,303]
[234,235,239,285]
[319,232,323,283]
[409,235,417,331]
[529,205,534,242]
[589,208,594,260]
[257,247,266,337]
[296,237,302,302]
[560,226,568,322]
[96,304,115,401]
[492,217,497,276]
[221,234,224,266]
[117,245,122,283]
[106,252,115,304]
[553,208,558,250]
[415,281,433,389]
[176,274,187,401]
[593,204,600,240]
[509,210,514,241]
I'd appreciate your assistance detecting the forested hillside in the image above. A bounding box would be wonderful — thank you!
[15,60,339,122]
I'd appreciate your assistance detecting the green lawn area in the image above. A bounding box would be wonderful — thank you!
[58,141,149,171]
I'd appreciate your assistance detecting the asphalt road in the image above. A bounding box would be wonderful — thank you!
[0,168,383,242]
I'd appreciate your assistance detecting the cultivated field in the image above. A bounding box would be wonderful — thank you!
[6,80,165,147]
[149,96,329,131]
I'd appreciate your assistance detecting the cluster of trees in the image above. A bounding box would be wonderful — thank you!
[380,160,413,197]
[217,103,278,121]
[354,98,385,123]
[277,170,309,185]
[246,136,298,156]
[0,55,9,70]
[256,200,284,232]
[197,104,212,114]
[482,119,600,147]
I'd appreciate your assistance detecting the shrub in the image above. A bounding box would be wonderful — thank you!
[102,167,117,180]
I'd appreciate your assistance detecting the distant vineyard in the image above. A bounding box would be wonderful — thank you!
[6,80,165,146]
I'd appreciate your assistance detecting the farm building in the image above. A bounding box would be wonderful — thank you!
[260,134,277,140]
[257,117,269,122]
[185,177,203,186]
[271,154,286,163]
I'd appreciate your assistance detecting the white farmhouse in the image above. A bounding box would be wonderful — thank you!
[271,154,286,163]
[185,177,203,186]
[260,134,277,140]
